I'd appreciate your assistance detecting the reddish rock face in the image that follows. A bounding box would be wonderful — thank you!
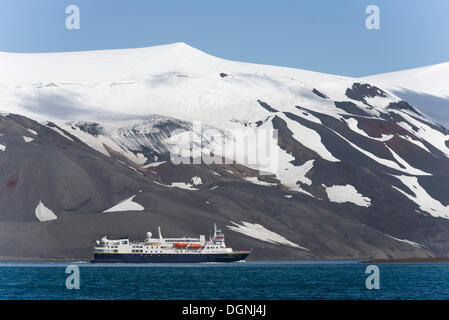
[356,117,411,138]
[6,173,19,189]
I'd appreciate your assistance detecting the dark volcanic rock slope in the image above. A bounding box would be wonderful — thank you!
[0,114,150,221]
[0,109,447,261]
[1,44,449,261]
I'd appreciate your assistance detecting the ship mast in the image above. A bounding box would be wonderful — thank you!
[158,226,163,239]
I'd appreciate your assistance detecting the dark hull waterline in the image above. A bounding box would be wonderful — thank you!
[91,251,250,263]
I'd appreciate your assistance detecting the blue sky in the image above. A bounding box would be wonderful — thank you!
[0,0,448,76]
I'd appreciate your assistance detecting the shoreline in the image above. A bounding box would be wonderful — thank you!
[360,257,449,263]
[0,257,358,263]
[2,256,449,264]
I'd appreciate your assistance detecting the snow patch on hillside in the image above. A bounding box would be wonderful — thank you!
[398,135,430,153]
[142,161,166,168]
[279,157,313,185]
[346,118,392,141]
[153,180,200,191]
[35,201,57,221]
[103,195,144,213]
[385,234,425,248]
[392,175,449,219]
[44,123,75,141]
[397,113,449,158]
[227,221,309,250]
[279,113,339,162]
[323,184,371,207]
[329,128,431,176]
[294,109,322,124]
[0,144,5,151]
[23,136,34,143]
[170,182,199,190]
[386,145,432,176]
[244,177,277,186]
[191,176,202,186]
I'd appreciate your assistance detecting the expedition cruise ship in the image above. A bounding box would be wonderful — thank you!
[91,224,251,263]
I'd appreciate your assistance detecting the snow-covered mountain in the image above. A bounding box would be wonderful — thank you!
[1,42,449,260]
[365,62,449,128]
[365,62,449,98]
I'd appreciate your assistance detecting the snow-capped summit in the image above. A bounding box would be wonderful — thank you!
[0,42,214,83]
[365,61,449,98]
[365,61,449,128]
[0,42,352,126]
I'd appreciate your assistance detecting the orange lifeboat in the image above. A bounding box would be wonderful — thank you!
[189,243,202,249]
[174,242,188,248]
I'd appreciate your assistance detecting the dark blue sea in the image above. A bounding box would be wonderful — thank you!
[0,261,448,300]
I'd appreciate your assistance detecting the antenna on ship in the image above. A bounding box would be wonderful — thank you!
[158,226,163,239]
[213,223,217,238]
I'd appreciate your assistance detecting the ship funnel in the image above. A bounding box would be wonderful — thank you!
[158,226,163,239]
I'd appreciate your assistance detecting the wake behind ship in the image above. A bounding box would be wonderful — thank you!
[91,224,251,263]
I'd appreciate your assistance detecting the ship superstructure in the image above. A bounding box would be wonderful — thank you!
[91,224,251,263]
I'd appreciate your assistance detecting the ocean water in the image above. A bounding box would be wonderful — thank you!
[0,261,448,300]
